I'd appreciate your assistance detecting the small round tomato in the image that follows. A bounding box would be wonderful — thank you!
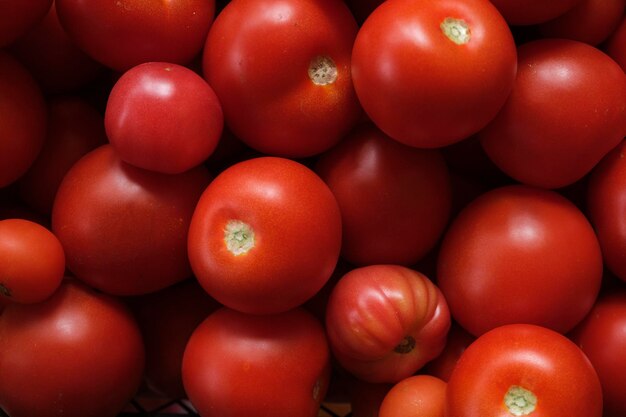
[325,265,450,383]
[182,307,330,417]
[379,375,446,417]
[479,39,626,189]
[0,219,65,304]
[0,280,145,417]
[315,124,452,266]
[488,0,582,25]
[105,62,223,174]
[202,0,361,157]
[188,156,342,315]
[446,324,602,417]
[351,0,517,148]
[0,0,51,47]
[437,185,603,337]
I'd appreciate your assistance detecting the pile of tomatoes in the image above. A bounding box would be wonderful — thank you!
[1,0,626,416]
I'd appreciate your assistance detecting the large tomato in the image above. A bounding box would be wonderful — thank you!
[315,124,452,266]
[325,265,450,383]
[188,156,342,314]
[0,280,145,417]
[351,0,517,148]
[437,185,603,336]
[202,0,361,157]
[182,307,330,417]
[55,0,215,71]
[446,324,603,417]
[52,144,211,295]
[479,39,626,189]
[379,375,446,417]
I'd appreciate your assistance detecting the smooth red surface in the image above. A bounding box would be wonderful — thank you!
[379,375,446,417]
[605,15,626,72]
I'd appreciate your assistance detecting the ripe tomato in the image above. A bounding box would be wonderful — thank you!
[0,0,51,47]
[315,124,452,266]
[105,62,223,174]
[0,51,47,188]
[188,156,342,314]
[202,0,361,157]
[182,307,330,417]
[379,375,446,417]
[437,185,603,336]
[446,323,602,417]
[52,144,211,295]
[0,219,65,304]
[351,0,517,148]
[479,39,626,189]
[569,289,626,417]
[488,0,582,25]
[55,0,215,71]
[0,280,145,417]
[325,265,450,383]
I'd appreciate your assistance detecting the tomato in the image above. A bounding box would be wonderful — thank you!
[202,0,361,157]
[0,280,145,417]
[52,144,211,295]
[437,185,603,337]
[479,39,626,189]
[0,219,64,304]
[182,307,330,417]
[105,62,223,174]
[315,124,452,266]
[605,15,626,72]
[325,265,450,383]
[0,0,52,47]
[188,156,342,315]
[379,375,446,417]
[422,323,476,382]
[488,0,582,25]
[537,0,626,46]
[351,0,517,148]
[17,96,107,215]
[9,1,103,94]
[55,0,215,71]
[446,323,602,417]
[569,289,626,417]
[0,51,47,188]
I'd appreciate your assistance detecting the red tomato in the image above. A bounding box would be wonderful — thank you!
[52,144,211,295]
[0,280,145,417]
[182,307,330,417]
[0,0,52,47]
[315,124,452,266]
[587,140,626,282]
[569,289,626,417]
[202,0,361,157]
[0,219,64,304]
[351,0,517,148]
[479,39,626,189]
[605,16,626,72]
[0,51,47,188]
[105,62,223,174]
[188,157,342,314]
[446,324,602,417]
[18,96,107,215]
[488,0,582,25]
[422,323,475,382]
[379,375,446,417]
[55,0,215,71]
[325,265,450,383]
[437,185,603,336]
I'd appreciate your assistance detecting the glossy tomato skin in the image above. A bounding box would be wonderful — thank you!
[0,280,145,417]
[105,62,223,174]
[446,324,602,417]
[379,375,446,417]
[182,307,330,417]
[0,0,52,47]
[479,39,626,189]
[188,156,342,315]
[0,219,65,304]
[52,144,211,295]
[315,124,452,266]
[55,0,215,71]
[325,265,450,383]
[437,185,603,337]
[569,290,626,417]
[351,0,517,148]
[203,0,361,157]
[488,0,582,25]
[0,51,47,188]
